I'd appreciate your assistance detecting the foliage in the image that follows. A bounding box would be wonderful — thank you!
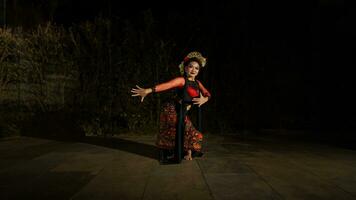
[0,15,177,137]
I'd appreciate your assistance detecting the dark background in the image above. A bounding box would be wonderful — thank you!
[1,0,355,143]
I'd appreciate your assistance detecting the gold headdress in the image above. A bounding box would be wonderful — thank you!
[178,51,207,75]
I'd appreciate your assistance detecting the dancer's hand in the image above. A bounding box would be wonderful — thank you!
[131,85,151,102]
[192,93,209,107]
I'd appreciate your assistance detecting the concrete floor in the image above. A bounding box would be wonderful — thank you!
[1,133,356,200]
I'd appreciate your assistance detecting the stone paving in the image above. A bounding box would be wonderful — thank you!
[1,133,356,200]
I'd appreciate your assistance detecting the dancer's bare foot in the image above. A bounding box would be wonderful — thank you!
[184,150,193,160]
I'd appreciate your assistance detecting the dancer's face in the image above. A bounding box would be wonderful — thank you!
[185,61,200,79]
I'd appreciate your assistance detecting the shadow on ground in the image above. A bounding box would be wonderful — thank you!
[80,136,158,160]
[22,132,159,161]
[18,111,159,161]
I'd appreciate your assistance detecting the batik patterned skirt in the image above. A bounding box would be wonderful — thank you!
[156,102,203,152]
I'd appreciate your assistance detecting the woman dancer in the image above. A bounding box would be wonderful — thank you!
[131,52,211,163]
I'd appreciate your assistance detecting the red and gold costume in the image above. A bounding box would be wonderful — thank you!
[153,77,211,153]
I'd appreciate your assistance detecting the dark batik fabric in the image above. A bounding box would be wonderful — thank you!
[156,102,203,152]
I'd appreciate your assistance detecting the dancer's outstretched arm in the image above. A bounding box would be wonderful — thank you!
[131,77,185,102]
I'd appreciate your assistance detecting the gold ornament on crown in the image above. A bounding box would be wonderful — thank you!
[178,51,207,75]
